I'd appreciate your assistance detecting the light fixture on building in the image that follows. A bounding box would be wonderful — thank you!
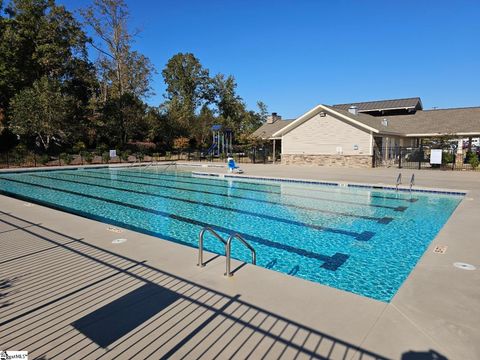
[382,118,388,127]
[319,111,326,117]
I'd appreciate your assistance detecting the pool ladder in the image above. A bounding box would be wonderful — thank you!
[197,227,256,277]
[396,173,415,191]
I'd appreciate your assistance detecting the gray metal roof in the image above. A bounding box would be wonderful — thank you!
[252,119,294,139]
[332,97,422,112]
[328,106,480,136]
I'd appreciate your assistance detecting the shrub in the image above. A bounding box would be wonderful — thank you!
[83,152,93,164]
[102,152,110,163]
[442,151,454,164]
[469,153,479,169]
[60,153,73,165]
[39,154,50,165]
[152,152,160,161]
[72,141,86,154]
[173,137,189,150]
[136,152,144,162]
[119,149,131,161]
[96,144,108,155]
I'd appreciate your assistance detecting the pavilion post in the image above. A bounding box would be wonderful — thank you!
[272,139,276,164]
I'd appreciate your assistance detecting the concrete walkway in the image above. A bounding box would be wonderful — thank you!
[0,164,479,359]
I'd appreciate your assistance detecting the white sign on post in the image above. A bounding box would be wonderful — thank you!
[109,149,117,158]
[430,149,442,164]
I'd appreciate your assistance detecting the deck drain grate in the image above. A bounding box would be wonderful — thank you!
[433,245,448,254]
[112,238,127,244]
[107,226,124,234]
[453,262,476,271]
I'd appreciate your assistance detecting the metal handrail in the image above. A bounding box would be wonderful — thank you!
[197,227,226,267]
[225,233,256,277]
[410,173,415,191]
[396,173,402,190]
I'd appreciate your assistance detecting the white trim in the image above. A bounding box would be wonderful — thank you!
[405,132,480,137]
[271,104,379,137]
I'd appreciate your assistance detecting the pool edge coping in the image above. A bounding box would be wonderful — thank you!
[190,170,469,196]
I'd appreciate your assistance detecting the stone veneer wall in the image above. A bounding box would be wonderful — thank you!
[281,154,373,168]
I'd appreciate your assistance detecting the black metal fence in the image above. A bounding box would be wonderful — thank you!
[373,146,480,171]
[0,146,276,169]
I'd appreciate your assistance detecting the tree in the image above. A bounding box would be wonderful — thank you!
[0,0,95,150]
[0,0,92,111]
[162,53,213,129]
[9,76,72,150]
[213,74,244,122]
[81,0,154,100]
[99,93,147,146]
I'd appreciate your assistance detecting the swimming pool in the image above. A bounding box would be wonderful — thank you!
[0,167,463,302]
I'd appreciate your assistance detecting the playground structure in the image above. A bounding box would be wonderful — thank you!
[207,125,233,157]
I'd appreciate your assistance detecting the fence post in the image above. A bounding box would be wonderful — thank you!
[418,144,422,170]
[34,152,37,167]
[6,151,9,168]
[398,147,402,169]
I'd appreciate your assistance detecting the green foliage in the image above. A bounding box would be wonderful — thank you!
[73,141,86,153]
[9,77,72,150]
[100,93,148,146]
[60,152,73,165]
[120,149,131,161]
[0,1,267,156]
[0,0,94,123]
[136,152,144,161]
[442,151,454,164]
[102,152,110,163]
[469,153,479,169]
[39,153,49,164]
[83,151,93,164]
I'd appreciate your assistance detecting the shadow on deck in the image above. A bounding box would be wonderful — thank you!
[0,211,402,359]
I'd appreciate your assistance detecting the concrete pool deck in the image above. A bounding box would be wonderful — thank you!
[0,164,479,359]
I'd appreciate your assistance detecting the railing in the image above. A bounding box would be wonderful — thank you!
[197,227,226,267]
[374,146,480,171]
[197,227,256,277]
[142,161,176,172]
[395,173,402,190]
[225,233,256,277]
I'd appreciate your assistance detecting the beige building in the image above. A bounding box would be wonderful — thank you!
[252,98,480,168]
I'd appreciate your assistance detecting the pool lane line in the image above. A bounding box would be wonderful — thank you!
[31,173,379,240]
[79,170,407,212]
[52,171,395,224]
[103,168,418,203]
[0,178,349,271]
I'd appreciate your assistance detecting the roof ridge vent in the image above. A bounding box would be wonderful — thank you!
[348,106,358,115]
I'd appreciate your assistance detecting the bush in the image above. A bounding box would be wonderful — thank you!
[152,152,160,161]
[83,152,93,164]
[60,153,73,165]
[469,153,479,169]
[120,149,131,162]
[96,144,108,155]
[442,151,454,164]
[73,141,86,154]
[136,152,144,162]
[39,154,50,165]
[173,137,189,150]
[102,152,110,163]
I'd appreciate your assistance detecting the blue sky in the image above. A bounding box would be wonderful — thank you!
[60,0,480,118]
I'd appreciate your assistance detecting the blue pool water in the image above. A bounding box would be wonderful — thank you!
[0,167,462,302]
